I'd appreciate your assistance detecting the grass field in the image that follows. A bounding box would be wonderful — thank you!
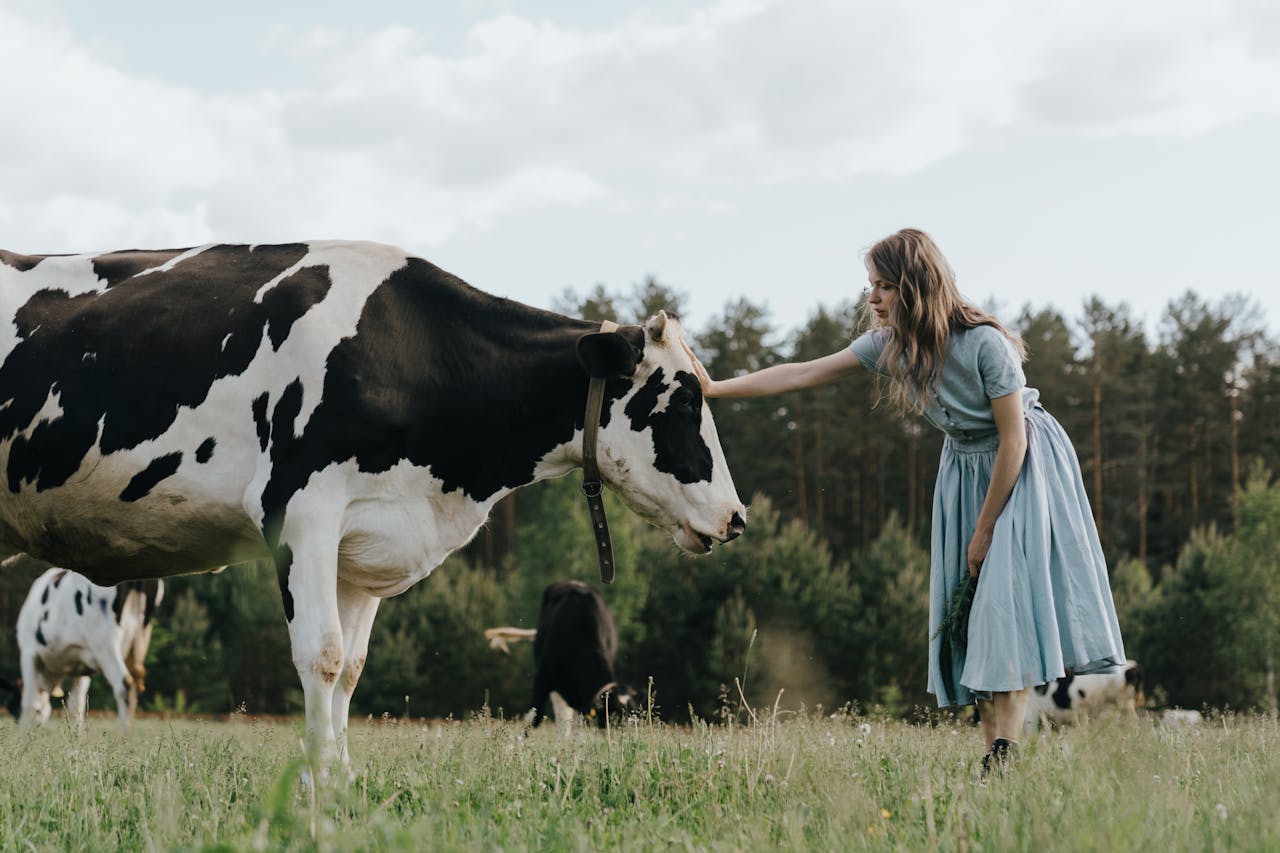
[0,709,1275,851]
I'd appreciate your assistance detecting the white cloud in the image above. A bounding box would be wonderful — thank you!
[1,0,1275,251]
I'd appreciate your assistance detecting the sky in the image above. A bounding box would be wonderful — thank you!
[2,0,1278,345]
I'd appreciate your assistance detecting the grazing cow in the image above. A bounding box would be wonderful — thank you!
[13,561,163,732]
[1025,660,1144,729]
[488,580,638,728]
[1159,708,1203,726]
[0,242,745,766]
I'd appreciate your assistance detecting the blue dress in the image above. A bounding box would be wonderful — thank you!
[850,325,1126,707]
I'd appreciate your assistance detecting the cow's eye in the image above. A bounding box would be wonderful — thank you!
[671,387,695,411]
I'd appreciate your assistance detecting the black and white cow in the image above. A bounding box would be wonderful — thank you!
[1025,660,1144,729]
[14,561,163,732]
[487,580,638,729]
[0,242,745,766]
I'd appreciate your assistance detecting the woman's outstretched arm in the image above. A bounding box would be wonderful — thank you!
[966,391,1029,577]
[686,345,864,399]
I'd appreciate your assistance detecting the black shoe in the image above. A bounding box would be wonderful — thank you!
[981,737,1018,778]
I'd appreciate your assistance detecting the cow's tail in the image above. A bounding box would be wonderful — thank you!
[483,627,537,654]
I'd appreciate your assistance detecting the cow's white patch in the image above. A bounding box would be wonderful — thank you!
[0,255,108,364]
[281,457,503,597]
[135,244,214,277]
[21,388,63,437]
[260,241,408,436]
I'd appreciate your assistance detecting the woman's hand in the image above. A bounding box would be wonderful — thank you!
[681,339,719,397]
[680,342,863,400]
[967,526,993,578]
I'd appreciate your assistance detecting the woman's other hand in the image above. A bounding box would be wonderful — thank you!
[967,526,993,578]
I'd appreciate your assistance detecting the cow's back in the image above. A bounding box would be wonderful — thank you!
[0,242,410,579]
[534,580,618,665]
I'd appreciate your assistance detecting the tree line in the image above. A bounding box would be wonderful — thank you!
[1,281,1277,720]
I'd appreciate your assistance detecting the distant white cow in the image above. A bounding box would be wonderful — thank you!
[15,564,163,732]
[1025,660,1144,729]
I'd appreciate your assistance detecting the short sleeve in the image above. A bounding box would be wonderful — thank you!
[975,326,1025,398]
[849,329,889,374]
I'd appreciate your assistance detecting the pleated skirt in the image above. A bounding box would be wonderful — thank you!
[927,406,1126,707]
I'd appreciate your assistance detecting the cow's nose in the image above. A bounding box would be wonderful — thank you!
[725,511,746,542]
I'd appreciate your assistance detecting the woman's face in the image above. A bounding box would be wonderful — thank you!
[866,264,899,323]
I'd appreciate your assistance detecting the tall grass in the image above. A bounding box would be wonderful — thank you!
[0,710,1275,850]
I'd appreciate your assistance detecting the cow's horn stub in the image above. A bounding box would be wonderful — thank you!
[645,310,668,342]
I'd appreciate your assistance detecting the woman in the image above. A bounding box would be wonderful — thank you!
[690,228,1125,771]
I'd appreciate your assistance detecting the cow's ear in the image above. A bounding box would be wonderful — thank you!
[577,331,639,378]
[645,310,668,343]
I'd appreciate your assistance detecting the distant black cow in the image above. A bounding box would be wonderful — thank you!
[486,580,639,728]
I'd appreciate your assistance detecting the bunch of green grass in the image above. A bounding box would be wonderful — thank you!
[0,710,1278,850]
[933,573,977,704]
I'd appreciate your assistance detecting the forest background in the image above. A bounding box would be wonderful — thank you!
[3,280,1278,721]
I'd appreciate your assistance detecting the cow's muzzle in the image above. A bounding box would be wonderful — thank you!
[725,511,746,542]
[682,511,747,554]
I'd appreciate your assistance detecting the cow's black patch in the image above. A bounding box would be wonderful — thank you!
[624,370,665,430]
[40,584,49,605]
[0,250,46,272]
[1,244,329,494]
[263,265,331,350]
[276,544,295,623]
[92,250,187,288]
[196,437,216,463]
[51,570,67,588]
[1051,673,1075,710]
[251,393,271,452]
[258,258,642,536]
[34,625,46,646]
[111,583,133,624]
[119,452,183,502]
[141,580,161,626]
[99,598,108,615]
[624,369,712,484]
[74,589,83,616]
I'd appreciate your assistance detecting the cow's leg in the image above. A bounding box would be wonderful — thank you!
[529,672,552,729]
[331,579,380,768]
[550,691,576,732]
[64,676,91,731]
[277,523,344,770]
[124,628,151,717]
[19,655,52,727]
[97,652,135,733]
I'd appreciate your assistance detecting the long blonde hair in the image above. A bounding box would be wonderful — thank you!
[863,228,1026,414]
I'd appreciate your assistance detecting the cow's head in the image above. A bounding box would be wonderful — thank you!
[592,682,642,728]
[577,311,746,554]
